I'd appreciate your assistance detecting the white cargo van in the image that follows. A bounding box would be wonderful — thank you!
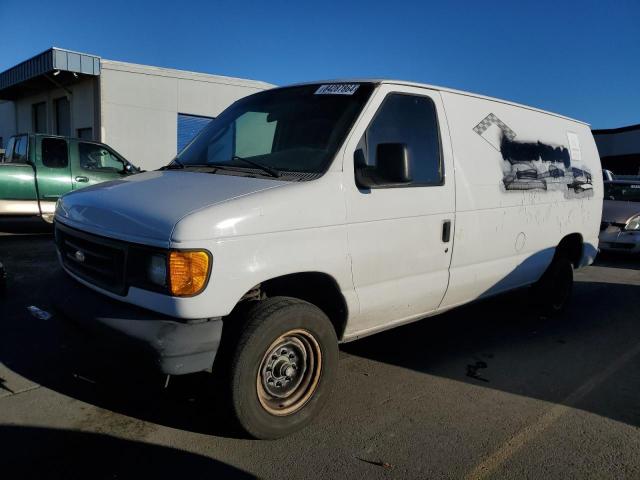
[53,80,603,438]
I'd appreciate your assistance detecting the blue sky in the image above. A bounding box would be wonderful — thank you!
[1,0,638,128]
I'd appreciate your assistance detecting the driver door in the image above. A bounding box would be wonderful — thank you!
[70,141,126,190]
[343,85,456,335]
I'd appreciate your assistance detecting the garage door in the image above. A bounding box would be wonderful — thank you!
[177,113,213,153]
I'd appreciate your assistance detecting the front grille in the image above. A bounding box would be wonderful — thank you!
[55,223,128,295]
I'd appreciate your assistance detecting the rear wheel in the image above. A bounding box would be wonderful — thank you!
[532,255,574,317]
[227,297,338,439]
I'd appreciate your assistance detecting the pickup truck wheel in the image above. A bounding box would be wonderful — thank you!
[532,256,573,317]
[228,297,338,439]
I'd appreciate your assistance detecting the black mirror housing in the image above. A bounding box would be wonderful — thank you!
[354,143,412,188]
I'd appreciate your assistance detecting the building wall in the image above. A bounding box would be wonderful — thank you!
[4,78,97,140]
[99,61,273,170]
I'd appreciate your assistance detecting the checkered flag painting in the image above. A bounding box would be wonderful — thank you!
[473,113,516,150]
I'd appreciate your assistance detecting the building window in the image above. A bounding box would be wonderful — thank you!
[32,102,47,133]
[55,97,71,137]
[177,113,213,153]
[77,127,93,140]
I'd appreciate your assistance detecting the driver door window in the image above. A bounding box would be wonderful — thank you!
[361,93,442,186]
[78,143,123,172]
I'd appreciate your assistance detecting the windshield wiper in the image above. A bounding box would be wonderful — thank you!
[229,155,280,178]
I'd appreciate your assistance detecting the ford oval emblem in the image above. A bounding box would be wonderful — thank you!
[74,250,86,263]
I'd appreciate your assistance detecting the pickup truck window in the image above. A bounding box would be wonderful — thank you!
[9,136,28,164]
[175,83,375,178]
[78,143,124,172]
[363,93,443,186]
[2,137,15,163]
[42,138,68,168]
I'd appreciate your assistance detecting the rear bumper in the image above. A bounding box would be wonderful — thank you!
[52,268,223,375]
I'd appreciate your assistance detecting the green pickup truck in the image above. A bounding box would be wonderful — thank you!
[0,134,138,223]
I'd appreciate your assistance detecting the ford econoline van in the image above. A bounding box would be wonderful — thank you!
[53,80,603,438]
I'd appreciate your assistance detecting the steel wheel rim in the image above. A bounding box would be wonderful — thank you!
[256,328,322,416]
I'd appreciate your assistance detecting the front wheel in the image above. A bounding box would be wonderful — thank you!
[227,297,338,439]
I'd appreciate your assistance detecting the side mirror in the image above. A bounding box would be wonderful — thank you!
[354,143,412,188]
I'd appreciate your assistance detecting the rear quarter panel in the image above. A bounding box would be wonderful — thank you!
[440,91,602,308]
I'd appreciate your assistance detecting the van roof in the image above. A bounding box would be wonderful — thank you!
[285,79,589,126]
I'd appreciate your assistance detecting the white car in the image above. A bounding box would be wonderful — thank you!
[53,80,603,438]
[599,180,640,253]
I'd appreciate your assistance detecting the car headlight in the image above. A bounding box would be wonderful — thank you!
[147,254,167,286]
[168,250,211,296]
[625,215,640,231]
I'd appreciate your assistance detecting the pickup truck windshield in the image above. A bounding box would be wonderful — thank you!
[605,182,640,202]
[175,83,375,179]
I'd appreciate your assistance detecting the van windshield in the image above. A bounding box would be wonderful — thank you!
[174,83,375,179]
[605,182,640,202]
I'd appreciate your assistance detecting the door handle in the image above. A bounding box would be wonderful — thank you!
[75,176,89,183]
[442,220,452,243]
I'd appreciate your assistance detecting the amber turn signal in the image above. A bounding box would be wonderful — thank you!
[168,250,211,296]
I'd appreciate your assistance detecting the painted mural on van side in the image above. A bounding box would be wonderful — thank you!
[473,113,593,199]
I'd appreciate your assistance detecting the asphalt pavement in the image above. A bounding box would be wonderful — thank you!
[1,232,639,479]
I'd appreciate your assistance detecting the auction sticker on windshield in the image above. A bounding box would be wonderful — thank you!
[315,84,360,95]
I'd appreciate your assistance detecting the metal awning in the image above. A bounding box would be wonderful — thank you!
[0,48,101,100]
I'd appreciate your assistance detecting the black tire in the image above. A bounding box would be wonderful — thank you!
[227,296,338,439]
[532,255,574,317]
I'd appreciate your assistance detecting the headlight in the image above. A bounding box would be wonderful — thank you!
[168,250,211,296]
[625,215,640,231]
[147,254,167,286]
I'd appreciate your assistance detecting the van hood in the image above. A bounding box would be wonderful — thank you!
[55,171,289,245]
[602,199,640,225]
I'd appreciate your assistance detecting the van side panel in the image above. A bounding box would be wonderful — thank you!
[440,92,602,309]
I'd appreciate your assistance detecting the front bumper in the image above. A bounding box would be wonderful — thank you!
[52,268,223,375]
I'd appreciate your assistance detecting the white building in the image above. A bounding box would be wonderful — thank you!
[0,48,274,170]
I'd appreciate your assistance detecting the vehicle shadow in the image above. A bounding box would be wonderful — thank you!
[0,425,254,479]
[343,275,640,429]
[0,217,53,234]
[594,251,640,270]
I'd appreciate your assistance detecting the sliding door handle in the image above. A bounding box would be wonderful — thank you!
[442,220,452,243]
[75,176,89,183]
